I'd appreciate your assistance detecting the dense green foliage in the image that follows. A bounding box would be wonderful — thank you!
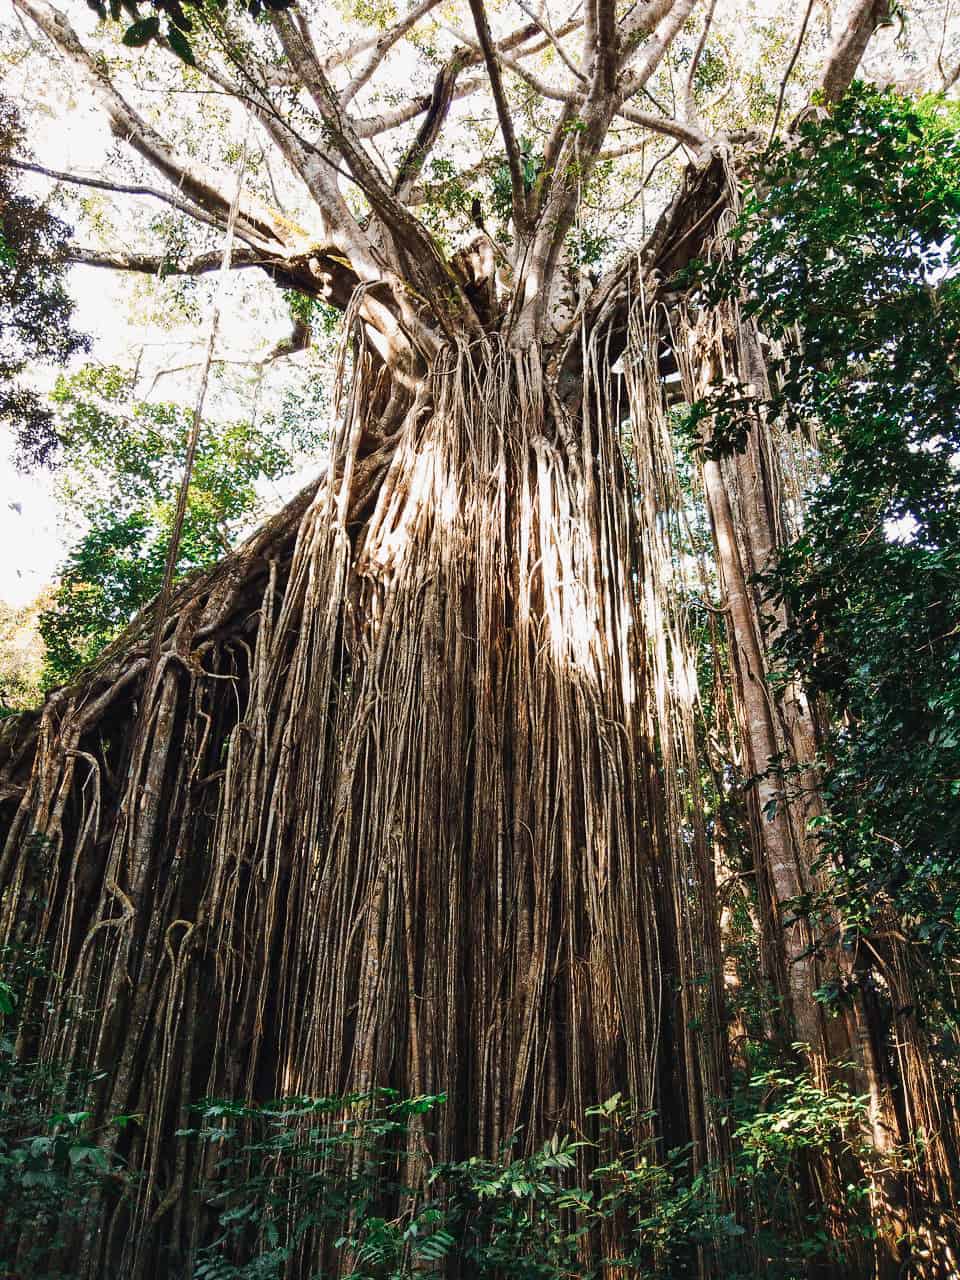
[0,96,89,467]
[140,1082,870,1278]
[0,949,870,1280]
[37,365,301,684]
[184,1092,722,1279]
[702,87,960,995]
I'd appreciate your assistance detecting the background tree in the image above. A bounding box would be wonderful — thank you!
[0,598,47,712]
[37,362,324,682]
[0,94,89,466]
[715,84,960,1172]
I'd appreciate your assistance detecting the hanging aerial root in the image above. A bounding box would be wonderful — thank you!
[0,331,729,1277]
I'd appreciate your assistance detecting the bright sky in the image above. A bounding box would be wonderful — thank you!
[1,256,201,605]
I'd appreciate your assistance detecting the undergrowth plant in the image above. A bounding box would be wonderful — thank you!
[181,1081,870,1279]
[0,942,877,1279]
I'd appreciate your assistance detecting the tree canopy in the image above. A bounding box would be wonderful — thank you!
[0,95,89,466]
[4,0,944,364]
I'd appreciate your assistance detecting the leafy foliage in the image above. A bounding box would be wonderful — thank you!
[37,365,298,683]
[86,0,295,67]
[0,910,881,1280]
[183,1090,715,1278]
[728,1063,878,1267]
[0,96,89,468]
[177,1083,872,1279]
[490,137,542,230]
[699,88,960,978]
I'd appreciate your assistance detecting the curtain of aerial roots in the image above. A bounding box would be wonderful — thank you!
[619,297,731,1188]
[0,330,734,1275]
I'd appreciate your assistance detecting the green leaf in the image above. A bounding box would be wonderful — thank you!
[166,23,196,65]
[121,15,160,45]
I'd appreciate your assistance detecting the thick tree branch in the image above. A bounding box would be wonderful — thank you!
[186,35,371,259]
[619,0,683,64]
[14,0,426,364]
[178,14,459,359]
[321,0,446,72]
[499,67,706,162]
[818,0,891,103]
[617,105,708,150]
[480,14,584,58]
[269,14,422,222]
[267,11,483,340]
[65,245,271,275]
[593,0,620,93]
[510,0,703,342]
[354,76,487,137]
[620,0,703,99]
[442,19,583,99]
[383,12,584,150]
[393,51,470,202]
[65,241,372,319]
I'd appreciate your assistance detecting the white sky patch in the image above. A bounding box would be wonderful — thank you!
[0,466,61,606]
[0,30,116,606]
[0,133,311,606]
[0,266,175,606]
[884,513,920,544]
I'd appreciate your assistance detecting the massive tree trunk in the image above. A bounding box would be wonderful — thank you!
[3,0,959,1241]
[4,152,957,1274]
[0,295,735,1274]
